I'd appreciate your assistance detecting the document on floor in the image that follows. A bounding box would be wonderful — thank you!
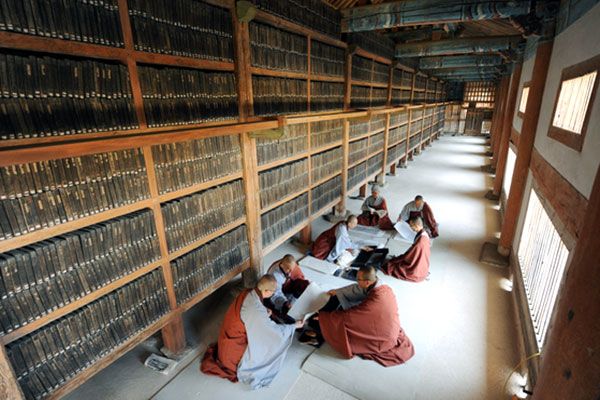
[287,282,331,321]
[393,220,416,243]
[352,224,387,238]
[300,256,340,275]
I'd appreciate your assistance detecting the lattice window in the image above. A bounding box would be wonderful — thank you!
[517,189,570,349]
[464,81,496,102]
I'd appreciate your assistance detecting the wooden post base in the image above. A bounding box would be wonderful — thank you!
[299,224,312,245]
[359,183,367,198]
[161,313,186,355]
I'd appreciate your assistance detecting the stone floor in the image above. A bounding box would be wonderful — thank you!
[66,135,522,400]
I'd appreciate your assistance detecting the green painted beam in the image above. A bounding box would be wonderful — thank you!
[342,0,531,33]
[395,36,522,58]
[419,55,505,70]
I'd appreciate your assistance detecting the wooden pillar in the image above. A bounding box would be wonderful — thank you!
[299,225,312,245]
[405,108,413,162]
[491,76,511,167]
[491,65,522,197]
[488,78,502,149]
[532,165,600,400]
[378,113,391,184]
[387,64,393,106]
[340,49,352,208]
[498,41,553,256]
[359,183,368,197]
[232,7,261,284]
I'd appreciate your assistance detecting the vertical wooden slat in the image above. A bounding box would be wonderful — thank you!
[307,35,312,113]
[341,119,350,202]
[379,113,391,184]
[117,0,147,128]
[418,105,426,152]
[405,109,413,161]
[142,146,185,353]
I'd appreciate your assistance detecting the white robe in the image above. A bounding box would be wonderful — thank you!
[237,290,296,389]
[326,223,359,262]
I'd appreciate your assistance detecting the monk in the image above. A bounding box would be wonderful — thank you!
[357,186,394,230]
[399,195,439,237]
[318,265,415,366]
[201,275,302,389]
[383,216,430,282]
[311,215,368,262]
[265,254,310,322]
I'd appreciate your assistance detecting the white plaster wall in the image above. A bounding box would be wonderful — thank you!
[512,172,533,253]
[512,51,536,133]
[533,2,600,199]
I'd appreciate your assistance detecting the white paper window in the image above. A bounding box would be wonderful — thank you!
[552,71,597,134]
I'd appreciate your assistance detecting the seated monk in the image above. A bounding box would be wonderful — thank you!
[265,254,310,323]
[318,265,415,366]
[311,215,367,262]
[356,186,394,230]
[201,274,302,389]
[399,195,439,238]
[382,216,430,282]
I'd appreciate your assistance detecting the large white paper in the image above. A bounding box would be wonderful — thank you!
[299,256,339,275]
[351,225,387,238]
[394,220,416,243]
[287,282,331,321]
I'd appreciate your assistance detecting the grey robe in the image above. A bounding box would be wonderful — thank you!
[335,280,381,310]
[400,200,423,221]
[237,290,296,389]
[266,262,291,311]
[361,195,385,212]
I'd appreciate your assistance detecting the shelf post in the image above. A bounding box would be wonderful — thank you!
[0,346,24,399]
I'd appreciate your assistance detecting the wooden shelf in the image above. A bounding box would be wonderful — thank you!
[353,47,392,66]
[369,127,385,136]
[262,219,310,256]
[310,197,342,221]
[349,132,371,143]
[167,217,247,261]
[158,172,244,203]
[310,74,345,83]
[310,141,343,155]
[0,31,235,72]
[388,137,407,148]
[351,79,388,89]
[0,260,163,345]
[311,172,342,188]
[250,67,308,80]
[178,260,251,312]
[261,188,310,214]
[349,154,370,168]
[391,85,413,91]
[257,152,309,172]
[388,121,409,130]
[46,313,174,400]
[0,199,155,254]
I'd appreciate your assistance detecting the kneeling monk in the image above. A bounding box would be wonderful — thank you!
[265,254,310,321]
[311,215,361,262]
[201,274,302,389]
[399,195,439,238]
[357,186,394,230]
[383,216,430,282]
[319,265,415,366]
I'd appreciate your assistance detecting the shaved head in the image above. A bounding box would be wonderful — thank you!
[357,265,377,288]
[280,254,297,273]
[415,195,423,201]
[408,215,423,229]
[346,214,358,229]
[257,274,277,292]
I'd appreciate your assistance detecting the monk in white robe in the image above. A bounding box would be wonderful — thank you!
[312,215,370,262]
[201,275,302,389]
[265,254,309,322]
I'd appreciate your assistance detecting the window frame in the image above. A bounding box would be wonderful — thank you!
[547,55,600,151]
[517,81,531,118]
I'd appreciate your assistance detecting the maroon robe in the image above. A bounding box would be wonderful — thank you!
[357,198,395,230]
[311,222,342,260]
[409,202,438,238]
[382,230,430,282]
[319,285,415,366]
[200,289,251,381]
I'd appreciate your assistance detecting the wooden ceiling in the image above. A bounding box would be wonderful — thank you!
[323,0,384,9]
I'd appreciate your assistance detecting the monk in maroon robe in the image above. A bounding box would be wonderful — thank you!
[399,195,439,238]
[357,186,394,230]
[383,216,430,282]
[311,215,359,260]
[319,265,415,366]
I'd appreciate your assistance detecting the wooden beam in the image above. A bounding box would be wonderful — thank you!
[342,0,531,32]
[419,55,505,70]
[396,36,522,58]
[0,346,24,399]
[498,40,553,256]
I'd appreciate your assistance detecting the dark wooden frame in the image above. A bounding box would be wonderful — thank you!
[517,81,531,118]
[547,54,600,151]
